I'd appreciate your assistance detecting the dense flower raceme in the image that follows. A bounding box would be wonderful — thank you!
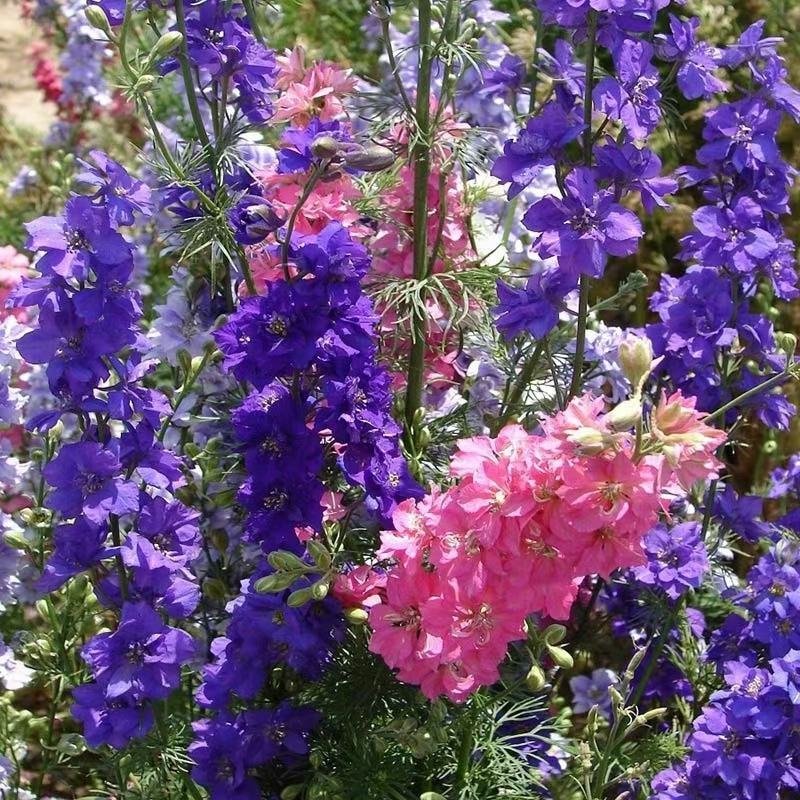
[192,223,420,798]
[367,382,725,702]
[11,150,204,747]
[653,544,800,800]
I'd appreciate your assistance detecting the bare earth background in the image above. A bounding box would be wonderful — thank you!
[0,0,54,135]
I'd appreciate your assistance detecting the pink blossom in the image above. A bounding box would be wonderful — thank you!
[0,246,31,321]
[332,565,386,609]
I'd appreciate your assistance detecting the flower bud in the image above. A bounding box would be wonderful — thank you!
[525,664,546,692]
[134,74,157,93]
[84,4,113,35]
[287,586,313,607]
[281,785,304,800]
[202,577,227,601]
[542,624,567,645]
[254,572,296,594]
[311,135,340,160]
[311,579,329,600]
[566,427,614,455]
[545,643,573,670]
[619,334,654,394]
[306,539,332,570]
[344,607,369,625]
[343,144,397,172]
[151,31,184,60]
[3,530,29,551]
[776,332,797,359]
[268,550,307,573]
[420,793,447,800]
[605,398,642,432]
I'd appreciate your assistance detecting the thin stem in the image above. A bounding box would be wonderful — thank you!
[568,11,598,402]
[110,515,129,600]
[705,367,795,424]
[403,0,434,435]
[174,0,213,166]
[528,10,544,115]
[378,6,414,115]
[280,164,324,279]
[495,339,546,431]
[454,715,474,793]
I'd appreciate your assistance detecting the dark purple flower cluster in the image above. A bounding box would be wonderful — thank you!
[162,0,278,125]
[15,151,202,750]
[215,222,421,526]
[196,566,344,709]
[74,602,197,748]
[653,546,800,799]
[189,703,319,800]
[647,23,799,430]
[491,2,684,343]
[632,522,709,601]
[194,222,419,799]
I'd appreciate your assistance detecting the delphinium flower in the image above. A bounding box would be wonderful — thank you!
[197,214,420,794]
[632,522,709,601]
[654,544,800,799]
[368,352,725,701]
[570,668,619,719]
[646,20,800,430]
[15,150,204,751]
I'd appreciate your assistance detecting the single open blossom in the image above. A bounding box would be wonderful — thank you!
[522,167,643,278]
[593,39,661,139]
[25,196,130,280]
[42,441,139,524]
[75,150,153,227]
[633,522,709,600]
[570,669,619,718]
[655,14,726,99]
[491,102,582,198]
[81,601,197,700]
[492,268,576,341]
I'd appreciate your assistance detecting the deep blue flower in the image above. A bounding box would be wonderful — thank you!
[492,268,576,341]
[633,522,709,601]
[76,150,153,227]
[42,441,139,524]
[654,14,726,100]
[491,103,583,199]
[522,167,643,278]
[713,485,772,544]
[38,518,110,593]
[71,682,154,749]
[81,601,197,700]
[25,196,131,280]
[593,38,661,140]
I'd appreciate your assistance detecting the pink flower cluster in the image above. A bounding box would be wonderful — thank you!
[0,246,31,322]
[364,391,725,702]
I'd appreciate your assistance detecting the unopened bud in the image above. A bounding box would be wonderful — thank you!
[585,704,598,735]
[525,664,546,691]
[567,427,614,455]
[134,74,157,93]
[202,577,227,601]
[609,686,624,708]
[619,334,654,394]
[343,144,397,172]
[311,579,329,600]
[3,530,29,550]
[151,31,184,60]
[281,785,304,800]
[311,135,340,160]
[48,419,65,441]
[254,572,296,594]
[776,332,797,358]
[84,4,113,35]
[268,550,307,573]
[306,539,332,570]
[545,643,573,670]
[542,624,567,645]
[420,793,447,800]
[344,607,369,625]
[605,399,642,432]
[287,587,313,607]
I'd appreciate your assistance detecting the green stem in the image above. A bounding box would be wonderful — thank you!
[110,515,129,600]
[528,10,544,114]
[174,0,213,165]
[403,0,434,435]
[280,164,324,278]
[567,11,598,403]
[705,367,795,424]
[495,339,546,431]
[454,715,474,793]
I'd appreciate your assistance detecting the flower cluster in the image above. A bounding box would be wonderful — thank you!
[647,22,799,428]
[653,545,800,799]
[368,363,725,701]
[13,150,201,747]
